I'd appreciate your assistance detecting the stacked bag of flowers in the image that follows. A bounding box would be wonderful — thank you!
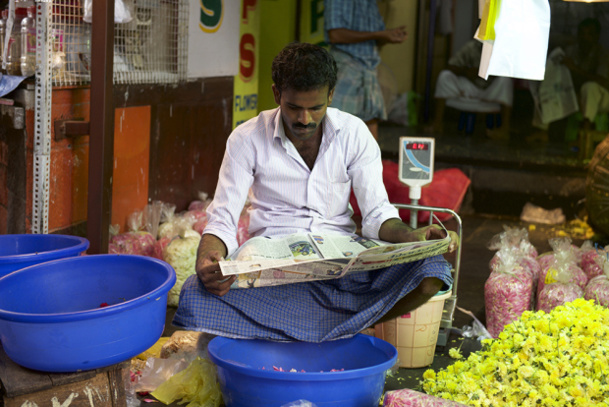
[484,247,535,338]
[108,202,164,260]
[536,237,587,301]
[484,227,540,337]
[583,247,609,307]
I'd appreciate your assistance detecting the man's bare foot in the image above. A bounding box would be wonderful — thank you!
[486,127,510,140]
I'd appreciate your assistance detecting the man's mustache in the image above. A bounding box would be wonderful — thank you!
[293,123,316,129]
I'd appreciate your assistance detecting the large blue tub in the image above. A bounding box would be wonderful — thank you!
[0,254,176,372]
[207,334,398,407]
[0,234,89,278]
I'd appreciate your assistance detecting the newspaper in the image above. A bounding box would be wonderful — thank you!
[220,225,451,289]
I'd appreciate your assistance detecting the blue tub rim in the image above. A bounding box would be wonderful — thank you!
[0,234,89,265]
[0,254,176,323]
[207,334,398,382]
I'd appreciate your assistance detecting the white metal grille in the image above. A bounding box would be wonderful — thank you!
[32,2,53,234]
[49,0,188,86]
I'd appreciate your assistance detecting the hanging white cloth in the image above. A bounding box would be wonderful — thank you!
[478,0,551,81]
[83,0,133,24]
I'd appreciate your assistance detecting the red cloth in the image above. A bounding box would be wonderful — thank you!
[350,160,470,223]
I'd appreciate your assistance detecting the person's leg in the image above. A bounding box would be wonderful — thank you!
[579,82,609,158]
[374,277,443,323]
[580,81,609,130]
[173,256,452,342]
[483,76,513,140]
[487,104,512,140]
[424,70,461,134]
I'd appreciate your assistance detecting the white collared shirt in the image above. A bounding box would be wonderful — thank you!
[204,106,399,256]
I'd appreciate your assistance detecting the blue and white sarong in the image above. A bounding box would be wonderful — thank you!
[173,255,453,342]
[330,48,387,123]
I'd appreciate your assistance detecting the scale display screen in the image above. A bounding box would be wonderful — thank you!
[405,142,429,151]
[398,137,435,186]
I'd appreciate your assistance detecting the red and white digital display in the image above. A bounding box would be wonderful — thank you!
[406,142,429,151]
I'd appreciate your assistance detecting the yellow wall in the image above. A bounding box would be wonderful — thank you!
[378,0,418,94]
[258,0,298,112]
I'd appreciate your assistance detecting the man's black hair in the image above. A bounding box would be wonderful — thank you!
[579,18,601,36]
[271,42,338,95]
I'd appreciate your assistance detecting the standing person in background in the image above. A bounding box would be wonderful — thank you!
[324,0,407,140]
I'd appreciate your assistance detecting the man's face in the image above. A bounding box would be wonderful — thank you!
[578,26,600,51]
[273,84,334,142]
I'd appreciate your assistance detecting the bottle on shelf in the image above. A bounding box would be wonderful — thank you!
[20,5,36,77]
[6,7,27,76]
[0,9,7,74]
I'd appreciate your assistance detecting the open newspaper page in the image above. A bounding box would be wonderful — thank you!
[220,225,450,289]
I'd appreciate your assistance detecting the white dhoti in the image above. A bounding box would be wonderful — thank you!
[434,69,514,109]
[580,81,609,123]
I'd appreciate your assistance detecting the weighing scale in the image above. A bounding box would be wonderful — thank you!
[398,136,435,229]
[396,136,460,348]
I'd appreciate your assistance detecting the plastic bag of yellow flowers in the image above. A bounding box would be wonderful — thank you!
[421,298,609,406]
[152,356,222,407]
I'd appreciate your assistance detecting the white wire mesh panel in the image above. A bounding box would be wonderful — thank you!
[50,0,188,86]
[113,0,188,84]
[50,0,90,87]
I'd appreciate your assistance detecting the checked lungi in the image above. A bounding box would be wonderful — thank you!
[172,255,453,342]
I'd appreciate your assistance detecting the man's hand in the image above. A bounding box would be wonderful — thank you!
[378,26,407,45]
[195,234,236,296]
[378,218,459,253]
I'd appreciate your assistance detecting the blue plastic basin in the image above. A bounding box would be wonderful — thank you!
[207,334,397,407]
[0,254,176,372]
[0,234,89,278]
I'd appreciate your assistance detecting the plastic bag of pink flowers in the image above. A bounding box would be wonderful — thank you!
[484,248,534,338]
[383,388,469,407]
[579,240,608,280]
[584,275,609,307]
[537,281,584,313]
[108,209,162,259]
[488,226,540,288]
[538,237,587,296]
[584,255,609,307]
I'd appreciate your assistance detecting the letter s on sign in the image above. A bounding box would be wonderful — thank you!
[200,0,223,33]
[239,33,255,82]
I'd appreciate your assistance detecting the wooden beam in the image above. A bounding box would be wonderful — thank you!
[87,0,115,254]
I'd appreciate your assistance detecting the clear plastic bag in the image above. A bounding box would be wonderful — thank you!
[383,388,469,406]
[163,234,201,307]
[151,357,222,407]
[134,357,190,393]
[580,240,608,280]
[108,209,162,259]
[538,237,587,296]
[281,401,318,407]
[484,248,534,338]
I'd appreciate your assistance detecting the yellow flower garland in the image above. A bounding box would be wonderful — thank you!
[421,299,609,406]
